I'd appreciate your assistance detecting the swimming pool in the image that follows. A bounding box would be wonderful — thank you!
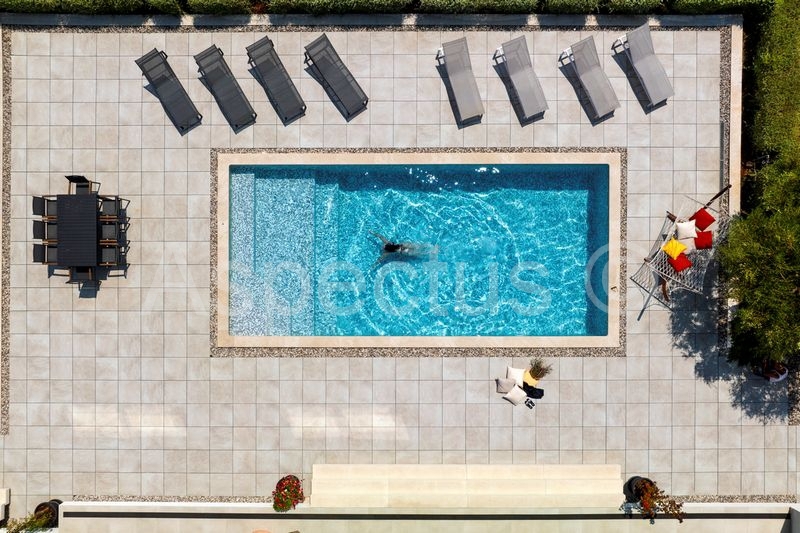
[216,151,621,348]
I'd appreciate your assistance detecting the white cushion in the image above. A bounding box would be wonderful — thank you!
[496,378,516,394]
[506,366,525,388]
[676,220,697,240]
[678,236,696,253]
[502,385,527,406]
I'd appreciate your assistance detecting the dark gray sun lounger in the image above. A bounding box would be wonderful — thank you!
[135,49,202,135]
[437,37,484,124]
[194,45,257,132]
[247,36,306,124]
[495,36,548,119]
[304,34,368,120]
[563,36,620,120]
[616,23,673,107]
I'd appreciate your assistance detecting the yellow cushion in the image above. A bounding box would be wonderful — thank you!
[523,369,539,387]
[662,238,687,260]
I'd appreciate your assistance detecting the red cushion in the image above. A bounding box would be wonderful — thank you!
[668,252,692,272]
[690,208,716,231]
[695,230,713,249]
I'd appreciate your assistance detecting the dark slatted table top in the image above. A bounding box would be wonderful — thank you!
[56,194,98,267]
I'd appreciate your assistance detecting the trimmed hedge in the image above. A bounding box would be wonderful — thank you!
[416,0,540,13]
[267,0,409,14]
[185,0,251,14]
[671,0,772,14]
[752,0,800,161]
[606,0,664,13]
[541,0,599,13]
[147,0,182,15]
[1,0,144,14]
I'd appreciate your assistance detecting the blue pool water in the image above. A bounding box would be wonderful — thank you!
[229,163,609,337]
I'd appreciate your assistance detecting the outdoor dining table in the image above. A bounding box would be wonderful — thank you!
[55,193,99,267]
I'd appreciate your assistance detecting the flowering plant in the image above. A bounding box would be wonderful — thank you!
[272,474,304,512]
[634,478,684,523]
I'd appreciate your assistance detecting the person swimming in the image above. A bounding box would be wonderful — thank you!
[370,231,430,265]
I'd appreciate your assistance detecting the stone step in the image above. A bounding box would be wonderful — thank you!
[309,492,623,509]
[311,478,622,495]
[312,463,621,481]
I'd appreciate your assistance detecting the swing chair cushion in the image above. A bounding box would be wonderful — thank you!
[690,208,716,231]
[662,237,687,260]
[695,230,713,249]
[668,252,692,272]
[676,220,698,239]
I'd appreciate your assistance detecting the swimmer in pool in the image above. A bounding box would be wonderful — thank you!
[370,231,438,265]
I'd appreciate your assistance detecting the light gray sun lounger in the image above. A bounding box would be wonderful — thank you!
[495,36,548,119]
[562,36,620,120]
[304,34,368,120]
[615,23,673,107]
[194,45,257,132]
[436,37,484,124]
[135,49,202,135]
[247,36,306,124]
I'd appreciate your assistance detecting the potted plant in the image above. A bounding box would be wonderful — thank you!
[6,499,61,533]
[271,475,304,512]
[526,357,552,384]
[623,476,684,523]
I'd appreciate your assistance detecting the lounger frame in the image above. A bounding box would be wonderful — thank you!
[135,49,202,135]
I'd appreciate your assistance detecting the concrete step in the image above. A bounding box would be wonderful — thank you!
[311,478,622,496]
[309,492,623,509]
[312,463,621,481]
[309,464,624,509]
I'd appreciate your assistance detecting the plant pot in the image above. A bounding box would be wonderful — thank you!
[33,499,61,528]
[623,476,650,503]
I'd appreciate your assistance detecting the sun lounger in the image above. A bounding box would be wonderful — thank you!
[135,49,202,135]
[562,36,620,120]
[304,34,368,120]
[194,45,257,132]
[615,24,673,107]
[494,36,548,119]
[247,36,306,124]
[437,37,484,124]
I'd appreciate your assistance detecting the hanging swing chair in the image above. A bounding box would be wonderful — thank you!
[630,185,731,318]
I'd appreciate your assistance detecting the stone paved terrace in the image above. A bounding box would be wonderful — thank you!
[1,14,793,514]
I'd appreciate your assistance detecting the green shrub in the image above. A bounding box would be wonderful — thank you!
[66,0,145,14]
[605,0,664,13]
[1,0,145,13]
[671,0,772,14]
[753,0,800,160]
[719,159,800,366]
[0,0,60,12]
[541,0,599,13]
[267,0,409,14]
[186,0,250,14]
[147,0,183,15]
[417,0,539,13]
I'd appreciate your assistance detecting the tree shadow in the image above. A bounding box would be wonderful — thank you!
[669,261,787,423]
